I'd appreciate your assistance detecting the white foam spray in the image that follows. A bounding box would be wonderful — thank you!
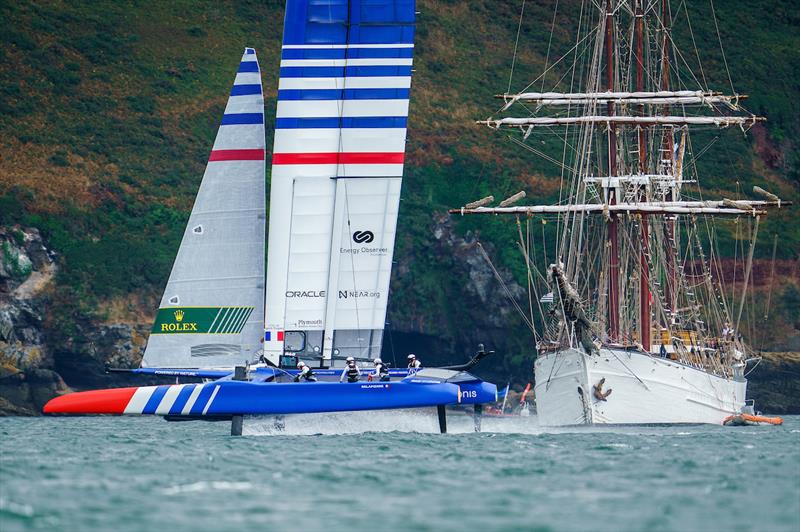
[243,409,544,436]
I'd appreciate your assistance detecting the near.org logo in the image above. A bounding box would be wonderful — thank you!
[352,230,374,244]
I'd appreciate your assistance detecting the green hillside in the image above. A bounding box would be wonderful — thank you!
[1,0,798,383]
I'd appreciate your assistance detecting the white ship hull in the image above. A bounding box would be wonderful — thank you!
[534,348,747,426]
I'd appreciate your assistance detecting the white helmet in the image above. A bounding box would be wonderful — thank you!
[346,356,355,363]
[373,358,382,365]
[407,354,416,360]
[297,361,306,368]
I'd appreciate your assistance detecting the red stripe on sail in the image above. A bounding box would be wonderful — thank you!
[42,387,138,415]
[272,152,405,165]
[209,149,265,161]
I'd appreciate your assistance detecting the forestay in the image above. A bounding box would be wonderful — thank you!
[142,49,266,368]
[264,0,416,366]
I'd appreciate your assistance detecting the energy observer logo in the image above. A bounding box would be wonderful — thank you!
[343,229,388,257]
[352,230,374,244]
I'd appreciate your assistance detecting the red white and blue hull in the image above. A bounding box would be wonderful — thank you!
[44,377,497,417]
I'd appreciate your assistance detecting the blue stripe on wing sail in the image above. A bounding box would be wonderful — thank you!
[279,65,413,78]
[274,116,408,129]
[282,0,415,46]
[277,88,410,101]
[281,47,414,60]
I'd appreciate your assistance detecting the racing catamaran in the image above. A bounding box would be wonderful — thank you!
[44,0,498,433]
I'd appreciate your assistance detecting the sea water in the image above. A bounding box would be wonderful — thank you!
[1,413,798,531]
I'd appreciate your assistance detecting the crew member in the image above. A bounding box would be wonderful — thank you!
[293,361,317,382]
[370,358,390,382]
[339,356,361,383]
[407,354,422,373]
[722,322,734,341]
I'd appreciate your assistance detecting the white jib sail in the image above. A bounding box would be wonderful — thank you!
[142,48,266,368]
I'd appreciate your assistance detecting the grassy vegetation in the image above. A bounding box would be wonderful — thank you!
[0,1,797,378]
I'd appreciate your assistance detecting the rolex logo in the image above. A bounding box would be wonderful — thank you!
[174,310,184,322]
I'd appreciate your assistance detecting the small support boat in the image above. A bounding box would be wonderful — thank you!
[723,413,784,426]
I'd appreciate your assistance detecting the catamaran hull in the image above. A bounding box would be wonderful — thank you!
[534,348,747,426]
[43,379,495,417]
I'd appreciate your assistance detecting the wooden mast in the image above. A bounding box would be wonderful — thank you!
[605,0,620,341]
[635,0,651,350]
[660,0,678,323]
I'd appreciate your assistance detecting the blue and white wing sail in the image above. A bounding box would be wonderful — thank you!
[264,0,416,366]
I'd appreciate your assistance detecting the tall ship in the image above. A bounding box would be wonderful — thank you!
[451,0,789,425]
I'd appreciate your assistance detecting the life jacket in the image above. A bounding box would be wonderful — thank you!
[377,363,390,381]
[294,366,315,382]
[346,365,360,382]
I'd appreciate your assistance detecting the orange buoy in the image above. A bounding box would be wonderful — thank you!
[723,413,784,426]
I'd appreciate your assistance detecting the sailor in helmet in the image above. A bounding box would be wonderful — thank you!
[293,361,317,382]
[370,358,390,382]
[339,356,361,383]
[407,354,422,374]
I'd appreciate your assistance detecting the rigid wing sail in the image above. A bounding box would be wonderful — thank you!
[264,0,416,368]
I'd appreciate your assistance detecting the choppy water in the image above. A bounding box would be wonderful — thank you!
[1,413,798,532]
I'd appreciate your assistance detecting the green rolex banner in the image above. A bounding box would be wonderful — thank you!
[151,307,254,335]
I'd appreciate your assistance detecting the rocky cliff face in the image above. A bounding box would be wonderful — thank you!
[0,226,151,415]
[0,227,64,415]
[747,352,800,415]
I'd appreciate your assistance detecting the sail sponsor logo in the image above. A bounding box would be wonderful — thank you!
[298,319,322,326]
[151,307,254,335]
[338,290,381,300]
[352,230,374,244]
[162,322,199,332]
[162,310,197,332]
[340,246,388,256]
[343,230,388,256]
[285,290,326,298]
